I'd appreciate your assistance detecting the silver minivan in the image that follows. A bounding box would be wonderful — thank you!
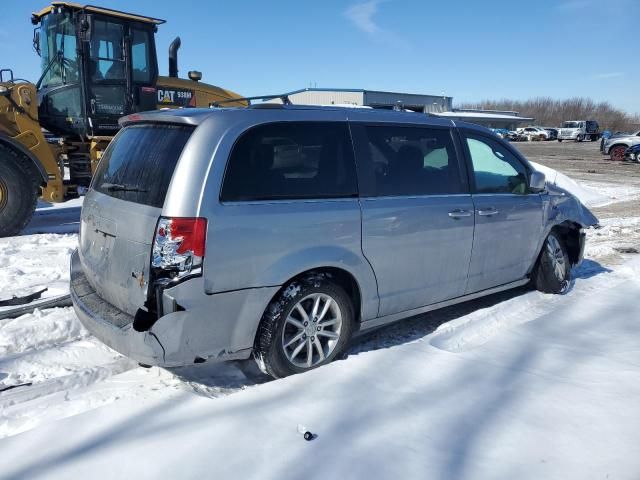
[70,105,598,378]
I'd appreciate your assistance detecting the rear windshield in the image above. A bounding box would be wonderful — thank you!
[92,124,194,208]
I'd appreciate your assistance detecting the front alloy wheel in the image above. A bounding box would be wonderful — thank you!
[532,231,571,294]
[546,234,567,283]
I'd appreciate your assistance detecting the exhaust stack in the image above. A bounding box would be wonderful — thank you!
[168,37,181,78]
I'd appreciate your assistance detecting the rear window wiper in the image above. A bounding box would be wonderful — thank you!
[100,183,148,193]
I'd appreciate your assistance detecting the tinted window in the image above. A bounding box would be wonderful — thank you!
[221,122,357,201]
[90,21,124,81]
[465,134,528,194]
[131,29,152,83]
[358,125,461,196]
[93,124,193,207]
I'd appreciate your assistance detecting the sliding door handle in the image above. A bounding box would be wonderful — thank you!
[478,208,499,216]
[448,209,472,218]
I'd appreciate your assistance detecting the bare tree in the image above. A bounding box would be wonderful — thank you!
[457,97,638,131]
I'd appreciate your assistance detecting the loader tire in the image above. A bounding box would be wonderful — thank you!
[0,146,39,237]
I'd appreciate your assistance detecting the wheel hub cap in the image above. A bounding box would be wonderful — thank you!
[282,293,343,369]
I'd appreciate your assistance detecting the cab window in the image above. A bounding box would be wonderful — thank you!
[90,20,124,81]
[131,29,152,83]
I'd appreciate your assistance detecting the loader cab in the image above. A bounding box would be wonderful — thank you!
[33,4,162,138]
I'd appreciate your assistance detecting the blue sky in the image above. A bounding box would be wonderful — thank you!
[2,0,639,113]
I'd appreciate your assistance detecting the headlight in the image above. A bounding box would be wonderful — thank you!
[0,85,10,96]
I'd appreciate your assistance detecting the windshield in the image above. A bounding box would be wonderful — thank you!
[563,122,579,128]
[39,12,79,87]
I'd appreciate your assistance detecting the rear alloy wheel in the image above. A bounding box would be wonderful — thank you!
[532,232,571,294]
[254,274,354,378]
[610,145,627,161]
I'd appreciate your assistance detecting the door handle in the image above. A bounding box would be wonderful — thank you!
[477,208,499,216]
[448,209,472,218]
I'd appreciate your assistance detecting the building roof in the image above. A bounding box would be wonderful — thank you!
[434,111,533,122]
[285,87,453,101]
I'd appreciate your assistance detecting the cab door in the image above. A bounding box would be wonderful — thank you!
[85,17,129,136]
[461,130,544,293]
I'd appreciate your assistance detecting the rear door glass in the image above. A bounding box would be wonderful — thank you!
[92,124,194,207]
[221,122,358,201]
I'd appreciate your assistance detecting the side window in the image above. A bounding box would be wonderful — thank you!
[221,122,358,201]
[465,134,528,194]
[131,29,151,83]
[359,125,461,196]
[90,21,124,81]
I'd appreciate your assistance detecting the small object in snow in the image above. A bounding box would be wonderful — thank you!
[0,382,33,393]
[614,246,639,254]
[0,288,47,307]
[297,424,316,441]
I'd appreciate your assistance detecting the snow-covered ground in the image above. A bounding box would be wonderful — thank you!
[1,177,640,479]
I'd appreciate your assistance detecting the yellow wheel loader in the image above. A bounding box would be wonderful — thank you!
[0,2,245,237]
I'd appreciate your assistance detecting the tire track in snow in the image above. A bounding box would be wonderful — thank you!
[429,260,632,353]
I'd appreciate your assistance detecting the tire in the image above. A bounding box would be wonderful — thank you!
[532,231,571,294]
[0,146,40,237]
[575,135,583,142]
[609,145,627,161]
[253,273,354,379]
[558,139,563,142]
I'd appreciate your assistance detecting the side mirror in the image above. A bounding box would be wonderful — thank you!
[529,171,546,193]
[33,28,41,56]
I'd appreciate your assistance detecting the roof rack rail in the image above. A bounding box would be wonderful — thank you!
[210,94,292,108]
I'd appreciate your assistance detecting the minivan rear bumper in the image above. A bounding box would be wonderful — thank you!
[71,249,166,365]
[71,249,277,367]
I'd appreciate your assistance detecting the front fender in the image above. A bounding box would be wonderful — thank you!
[528,185,599,272]
[0,133,48,184]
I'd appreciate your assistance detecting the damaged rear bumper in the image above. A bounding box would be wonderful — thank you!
[71,249,168,366]
[70,249,277,367]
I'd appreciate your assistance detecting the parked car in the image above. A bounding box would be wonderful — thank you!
[517,126,549,141]
[624,144,640,163]
[601,130,640,160]
[507,130,528,142]
[544,128,558,141]
[557,120,600,142]
[70,106,598,378]
[491,128,510,139]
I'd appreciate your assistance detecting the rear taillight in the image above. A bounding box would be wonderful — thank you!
[152,217,207,276]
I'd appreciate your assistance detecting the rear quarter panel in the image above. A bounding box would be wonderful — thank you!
[185,110,380,322]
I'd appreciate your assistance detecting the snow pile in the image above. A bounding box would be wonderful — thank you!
[529,161,609,207]
[0,307,86,357]
[0,234,77,309]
